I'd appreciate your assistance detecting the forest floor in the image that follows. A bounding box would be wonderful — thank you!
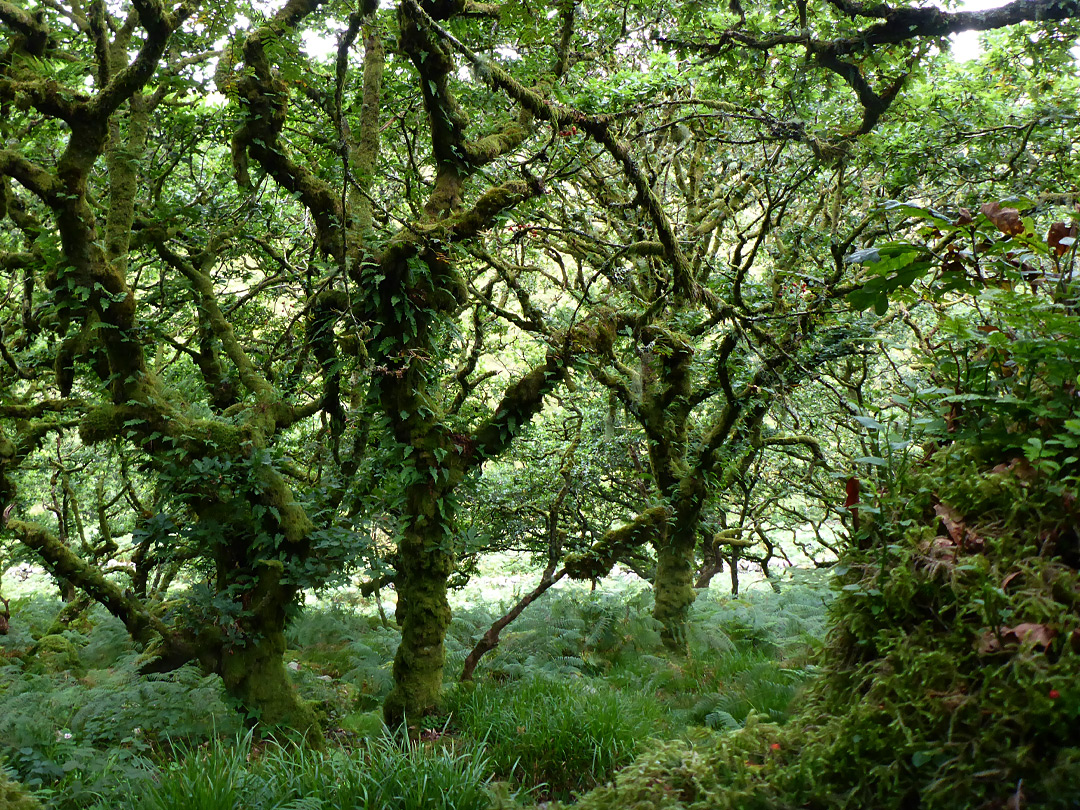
[0,564,830,809]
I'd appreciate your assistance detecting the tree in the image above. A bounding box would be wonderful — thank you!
[449,0,1080,646]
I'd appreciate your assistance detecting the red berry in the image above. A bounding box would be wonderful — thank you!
[1050,689,1061,699]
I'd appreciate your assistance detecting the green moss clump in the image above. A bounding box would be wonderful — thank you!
[27,634,84,675]
[0,771,43,810]
[78,405,124,445]
[651,544,696,649]
[218,628,322,747]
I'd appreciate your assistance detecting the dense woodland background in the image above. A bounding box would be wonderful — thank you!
[1,0,1080,807]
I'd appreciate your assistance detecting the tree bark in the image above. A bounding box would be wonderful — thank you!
[382,483,455,730]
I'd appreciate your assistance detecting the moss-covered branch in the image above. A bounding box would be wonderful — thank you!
[0,1,51,54]
[0,150,61,201]
[564,506,669,580]
[469,351,567,465]
[6,519,173,647]
[402,0,698,301]
[85,0,190,121]
[152,240,277,402]
[226,0,343,259]
[350,22,384,241]
[759,434,826,463]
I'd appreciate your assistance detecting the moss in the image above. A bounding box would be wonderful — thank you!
[27,633,83,675]
[218,628,323,747]
[566,719,784,810]
[77,404,124,444]
[186,419,243,456]
[255,468,314,544]
[383,514,455,732]
[652,543,696,650]
[571,451,1080,809]
[0,771,43,810]
[464,120,529,166]
[565,506,668,581]
[340,709,386,739]
[449,180,530,236]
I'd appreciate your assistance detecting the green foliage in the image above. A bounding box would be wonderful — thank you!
[567,212,1080,809]
[1,569,829,807]
[0,603,239,808]
[107,731,516,810]
[444,675,665,801]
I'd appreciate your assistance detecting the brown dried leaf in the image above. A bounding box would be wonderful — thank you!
[956,208,974,226]
[942,253,966,276]
[1002,623,1056,650]
[977,631,1002,655]
[844,476,860,508]
[989,457,1037,480]
[981,202,1025,236]
[1001,571,1023,591]
[934,503,966,545]
[978,624,1056,656]
[1048,222,1078,257]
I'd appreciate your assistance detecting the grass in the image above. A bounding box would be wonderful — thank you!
[77,731,515,810]
[443,674,668,800]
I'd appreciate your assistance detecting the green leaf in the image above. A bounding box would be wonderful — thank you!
[911,751,936,768]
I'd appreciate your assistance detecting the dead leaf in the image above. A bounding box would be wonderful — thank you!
[981,202,1025,236]
[956,208,974,226]
[934,503,966,545]
[989,457,1037,481]
[941,253,966,279]
[844,477,860,508]
[978,623,1056,655]
[1003,623,1056,649]
[977,631,1002,655]
[1001,571,1023,591]
[1048,222,1078,257]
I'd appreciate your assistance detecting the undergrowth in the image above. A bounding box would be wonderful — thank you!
[443,674,666,800]
[0,574,825,807]
[74,730,516,810]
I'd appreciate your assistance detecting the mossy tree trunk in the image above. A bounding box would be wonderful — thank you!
[638,330,701,649]
[222,0,554,730]
[357,2,559,729]
[188,552,320,742]
[0,18,325,728]
[381,482,456,728]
